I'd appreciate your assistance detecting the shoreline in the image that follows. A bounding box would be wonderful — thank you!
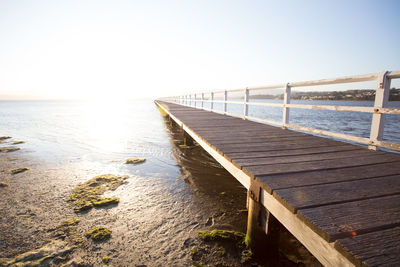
[0,133,320,266]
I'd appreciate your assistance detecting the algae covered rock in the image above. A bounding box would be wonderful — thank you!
[0,136,11,140]
[125,157,146,164]
[8,167,29,174]
[67,174,128,212]
[12,141,25,145]
[0,239,73,266]
[0,147,20,153]
[85,226,111,241]
[0,182,9,187]
[198,229,245,242]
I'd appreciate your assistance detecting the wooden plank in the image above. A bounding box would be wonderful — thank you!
[257,162,400,193]
[236,149,374,167]
[244,154,400,178]
[274,175,400,213]
[203,132,303,140]
[297,194,400,242]
[217,141,341,155]
[334,226,400,266]
[208,135,318,145]
[260,188,355,266]
[226,145,358,160]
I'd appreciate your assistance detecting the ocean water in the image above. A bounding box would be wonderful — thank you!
[202,99,400,145]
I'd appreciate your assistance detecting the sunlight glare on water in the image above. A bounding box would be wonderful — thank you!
[81,99,132,153]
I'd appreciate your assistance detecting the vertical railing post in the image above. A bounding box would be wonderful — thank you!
[282,83,291,129]
[210,92,214,110]
[223,90,227,114]
[194,93,197,108]
[189,94,192,107]
[369,71,390,150]
[243,87,249,119]
[201,93,204,109]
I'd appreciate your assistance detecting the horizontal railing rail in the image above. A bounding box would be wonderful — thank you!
[161,70,400,151]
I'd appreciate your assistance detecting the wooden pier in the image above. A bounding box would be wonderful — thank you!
[155,100,400,266]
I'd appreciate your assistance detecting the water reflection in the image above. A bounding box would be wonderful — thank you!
[161,115,249,231]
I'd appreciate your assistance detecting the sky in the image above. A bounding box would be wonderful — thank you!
[0,0,399,100]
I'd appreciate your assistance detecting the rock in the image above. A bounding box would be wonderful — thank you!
[125,158,146,164]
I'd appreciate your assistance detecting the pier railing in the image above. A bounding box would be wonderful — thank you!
[162,70,400,151]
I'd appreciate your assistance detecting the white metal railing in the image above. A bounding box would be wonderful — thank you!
[161,70,400,151]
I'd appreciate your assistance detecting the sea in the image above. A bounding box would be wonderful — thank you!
[0,99,399,265]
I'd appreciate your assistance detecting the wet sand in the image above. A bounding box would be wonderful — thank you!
[0,122,321,266]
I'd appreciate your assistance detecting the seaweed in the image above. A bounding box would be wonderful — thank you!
[125,157,146,164]
[198,229,253,264]
[198,229,245,243]
[6,157,18,161]
[85,226,111,241]
[0,136,11,140]
[12,141,25,145]
[240,249,253,263]
[0,182,9,187]
[0,147,20,153]
[102,256,111,263]
[54,218,83,244]
[0,240,73,266]
[67,174,128,212]
[8,167,29,174]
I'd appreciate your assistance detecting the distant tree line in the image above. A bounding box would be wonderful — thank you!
[249,88,400,101]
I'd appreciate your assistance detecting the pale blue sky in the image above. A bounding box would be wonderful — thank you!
[0,0,399,99]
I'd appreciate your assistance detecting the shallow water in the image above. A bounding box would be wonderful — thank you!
[0,99,250,265]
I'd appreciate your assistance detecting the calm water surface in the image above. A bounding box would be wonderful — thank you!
[0,99,248,265]
[1,99,398,265]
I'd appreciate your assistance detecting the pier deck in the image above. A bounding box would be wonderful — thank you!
[156,100,400,266]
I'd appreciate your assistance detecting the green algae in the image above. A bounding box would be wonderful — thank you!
[8,167,29,174]
[0,239,73,267]
[6,157,18,161]
[85,226,111,241]
[216,247,226,257]
[0,147,20,153]
[12,141,25,145]
[102,256,111,263]
[67,174,128,212]
[92,197,120,207]
[0,182,9,187]
[125,157,146,164]
[191,247,199,257]
[0,136,11,140]
[198,229,245,243]
[198,229,253,264]
[54,218,82,242]
[193,262,207,267]
[240,249,253,263]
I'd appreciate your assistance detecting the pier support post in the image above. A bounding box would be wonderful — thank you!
[245,180,261,249]
[183,131,194,147]
[246,180,280,259]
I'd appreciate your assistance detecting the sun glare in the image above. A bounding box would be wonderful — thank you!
[82,98,131,153]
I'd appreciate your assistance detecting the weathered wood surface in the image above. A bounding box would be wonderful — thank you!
[157,101,400,266]
[297,194,400,241]
[335,226,400,266]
